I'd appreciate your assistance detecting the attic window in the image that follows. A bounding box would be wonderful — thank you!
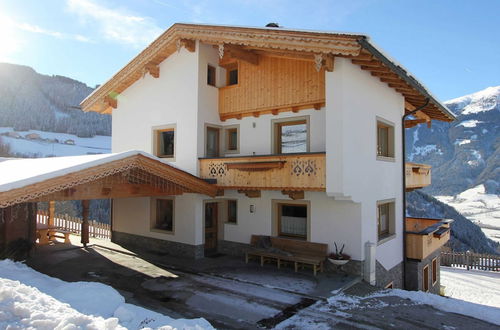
[207,65,216,86]
[228,69,238,85]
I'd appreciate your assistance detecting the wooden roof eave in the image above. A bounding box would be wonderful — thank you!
[0,154,217,208]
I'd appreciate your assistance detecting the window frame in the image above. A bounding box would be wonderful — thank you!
[275,202,309,241]
[207,64,216,87]
[226,200,238,224]
[271,116,310,154]
[152,124,176,160]
[225,62,239,87]
[377,199,396,244]
[423,264,430,292]
[223,125,240,154]
[376,117,395,161]
[432,257,438,285]
[150,197,175,234]
[205,125,221,157]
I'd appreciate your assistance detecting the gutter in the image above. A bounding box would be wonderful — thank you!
[401,98,430,289]
[357,38,456,121]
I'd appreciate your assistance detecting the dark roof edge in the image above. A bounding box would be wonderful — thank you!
[357,37,456,121]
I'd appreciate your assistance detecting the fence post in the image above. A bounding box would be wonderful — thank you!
[466,250,471,270]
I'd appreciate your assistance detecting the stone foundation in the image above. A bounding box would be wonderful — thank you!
[112,231,204,259]
[405,249,441,294]
[217,240,250,256]
[376,261,404,289]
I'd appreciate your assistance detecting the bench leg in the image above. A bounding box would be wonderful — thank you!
[320,261,324,273]
[277,258,281,269]
[64,233,71,244]
[313,264,317,276]
[294,261,298,272]
[260,256,264,266]
[245,253,249,263]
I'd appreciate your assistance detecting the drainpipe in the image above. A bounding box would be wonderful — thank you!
[402,98,429,289]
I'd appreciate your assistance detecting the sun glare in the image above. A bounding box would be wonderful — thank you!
[0,12,22,62]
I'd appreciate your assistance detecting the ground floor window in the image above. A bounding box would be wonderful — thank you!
[227,200,237,224]
[423,264,429,292]
[153,198,174,232]
[277,203,307,240]
[432,257,438,285]
[377,200,395,242]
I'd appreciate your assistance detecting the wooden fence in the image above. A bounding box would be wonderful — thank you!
[37,210,111,240]
[441,251,500,272]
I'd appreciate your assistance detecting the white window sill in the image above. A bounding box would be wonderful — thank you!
[376,156,396,162]
[150,228,174,235]
[377,233,396,246]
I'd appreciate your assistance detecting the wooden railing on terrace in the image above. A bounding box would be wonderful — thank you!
[441,251,500,272]
[405,162,431,190]
[406,217,452,260]
[199,152,325,191]
[37,210,111,240]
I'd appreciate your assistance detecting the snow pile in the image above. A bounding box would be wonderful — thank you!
[326,288,500,326]
[441,266,500,309]
[457,119,483,128]
[437,184,500,242]
[0,260,213,329]
[0,277,124,330]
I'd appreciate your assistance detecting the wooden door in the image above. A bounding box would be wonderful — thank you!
[204,202,218,254]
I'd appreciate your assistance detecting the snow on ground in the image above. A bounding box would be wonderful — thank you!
[0,260,213,330]
[326,288,500,326]
[437,184,500,243]
[441,266,500,309]
[0,127,110,157]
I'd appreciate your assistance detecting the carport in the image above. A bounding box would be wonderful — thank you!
[0,150,217,253]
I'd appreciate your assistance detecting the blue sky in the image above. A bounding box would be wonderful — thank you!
[0,0,498,101]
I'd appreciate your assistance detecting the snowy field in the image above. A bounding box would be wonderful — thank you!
[437,184,500,243]
[0,127,110,157]
[441,266,500,309]
[0,260,212,330]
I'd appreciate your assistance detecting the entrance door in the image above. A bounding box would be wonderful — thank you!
[204,202,218,255]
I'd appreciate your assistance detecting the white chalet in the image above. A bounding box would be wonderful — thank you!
[78,23,455,291]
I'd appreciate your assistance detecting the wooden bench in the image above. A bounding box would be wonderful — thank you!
[245,235,328,276]
[48,228,72,244]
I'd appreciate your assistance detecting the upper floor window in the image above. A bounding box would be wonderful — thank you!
[207,65,216,86]
[154,126,175,158]
[377,118,395,159]
[377,200,395,242]
[225,62,238,86]
[273,117,308,154]
[206,126,220,157]
[224,126,239,153]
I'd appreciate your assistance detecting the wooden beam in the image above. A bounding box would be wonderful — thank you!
[104,95,117,109]
[352,60,381,67]
[405,101,417,111]
[404,119,426,128]
[361,66,391,73]
[238,190,261,198]
[324,55,334,72]
[180,39,196,52]
[145,62,160,78]
[282,190,304,200]
[81,200,89,247]
[225,45,259,65]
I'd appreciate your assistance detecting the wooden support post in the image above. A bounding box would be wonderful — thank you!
[48,200,55,227]
[81,200,89,248]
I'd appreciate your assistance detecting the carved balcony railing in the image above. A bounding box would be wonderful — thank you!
[199,152,326,191]
[405,217,452,260]
[405,162,431,190]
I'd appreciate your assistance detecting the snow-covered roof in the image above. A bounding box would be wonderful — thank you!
[0,150,217,207]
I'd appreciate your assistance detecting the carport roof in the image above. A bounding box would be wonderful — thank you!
[0,150,217,208]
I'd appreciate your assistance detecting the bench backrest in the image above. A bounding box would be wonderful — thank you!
[250,235,328,257]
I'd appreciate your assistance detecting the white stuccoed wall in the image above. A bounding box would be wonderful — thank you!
[326,57,404,270]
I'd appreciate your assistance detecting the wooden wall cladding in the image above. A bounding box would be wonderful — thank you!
[219,56,325,120]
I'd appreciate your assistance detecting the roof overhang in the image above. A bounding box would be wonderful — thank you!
[81,23,455,122]
[0,151,217,208]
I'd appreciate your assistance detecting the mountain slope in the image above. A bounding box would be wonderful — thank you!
[406,86,500,195]
[0,63,110,138]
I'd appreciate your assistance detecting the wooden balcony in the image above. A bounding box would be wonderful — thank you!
[218,56,325,121]
[405,217,452,260]
[405,162,431,190]
[199,152,326,192]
